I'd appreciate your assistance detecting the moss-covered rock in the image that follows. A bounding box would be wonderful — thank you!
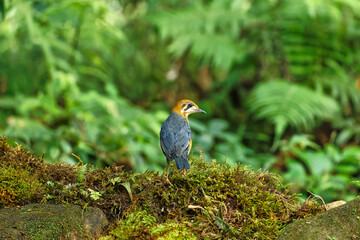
[0,136,323,239]
[0,203,108,239]
[278,197,360,240]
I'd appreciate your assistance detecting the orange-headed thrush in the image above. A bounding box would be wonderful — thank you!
[160,99,206,183]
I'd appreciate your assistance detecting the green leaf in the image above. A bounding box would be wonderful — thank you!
[213,216,233,234]
[121,182,133,202]
[342,146,360,162]
[292,149,333,175]
[283,159,307,186]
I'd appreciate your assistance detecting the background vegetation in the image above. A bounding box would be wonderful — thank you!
[1,0,360,202]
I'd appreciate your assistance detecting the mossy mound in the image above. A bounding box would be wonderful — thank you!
[0,136,323,239]
[103,160,322,239]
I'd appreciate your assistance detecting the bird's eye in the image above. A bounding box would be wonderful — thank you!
[182,102,194,111]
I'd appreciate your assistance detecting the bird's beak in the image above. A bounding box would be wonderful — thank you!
[196,108,206,114]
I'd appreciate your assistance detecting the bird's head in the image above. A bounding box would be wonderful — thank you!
[172,99,206,118]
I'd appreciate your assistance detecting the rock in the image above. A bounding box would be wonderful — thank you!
[0,203,108,240]
[278,198,360,240]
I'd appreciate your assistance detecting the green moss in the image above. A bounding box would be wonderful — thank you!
[107,209,157,239]
[0,166,43,207]
[104,213,197,240]
[150,222,197,240]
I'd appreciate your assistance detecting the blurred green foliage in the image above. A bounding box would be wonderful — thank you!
[280,135,360,201]
[1,0,360,202]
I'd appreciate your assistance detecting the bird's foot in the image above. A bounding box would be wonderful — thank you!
[165,177,171,184]
[182,169,186,176]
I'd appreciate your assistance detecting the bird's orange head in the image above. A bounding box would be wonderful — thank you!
[172,99,206,120]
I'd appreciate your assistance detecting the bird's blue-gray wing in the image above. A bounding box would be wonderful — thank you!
[173,122,191,169]
[174,124,191,157]
[160,120,175,161]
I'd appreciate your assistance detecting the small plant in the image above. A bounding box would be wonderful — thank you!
[109,177,121,185]
[88,188,103,201]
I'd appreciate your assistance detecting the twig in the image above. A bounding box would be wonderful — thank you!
[307,190,327,211]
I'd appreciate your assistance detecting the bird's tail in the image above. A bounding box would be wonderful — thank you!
[174,155,190,170]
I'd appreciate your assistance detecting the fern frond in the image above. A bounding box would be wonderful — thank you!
[248,80,340,148]
[168,33,243,70]
[150,2,244,70]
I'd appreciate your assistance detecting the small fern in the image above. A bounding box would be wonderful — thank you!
[248,80,340,149]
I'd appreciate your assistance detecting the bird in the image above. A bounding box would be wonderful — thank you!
[160,99,206,183]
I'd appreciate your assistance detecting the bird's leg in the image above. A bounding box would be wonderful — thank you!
[165,160,171,183]
[182,168,186,176]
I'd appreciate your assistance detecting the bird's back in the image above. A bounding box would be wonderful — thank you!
[160,112,191,169]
